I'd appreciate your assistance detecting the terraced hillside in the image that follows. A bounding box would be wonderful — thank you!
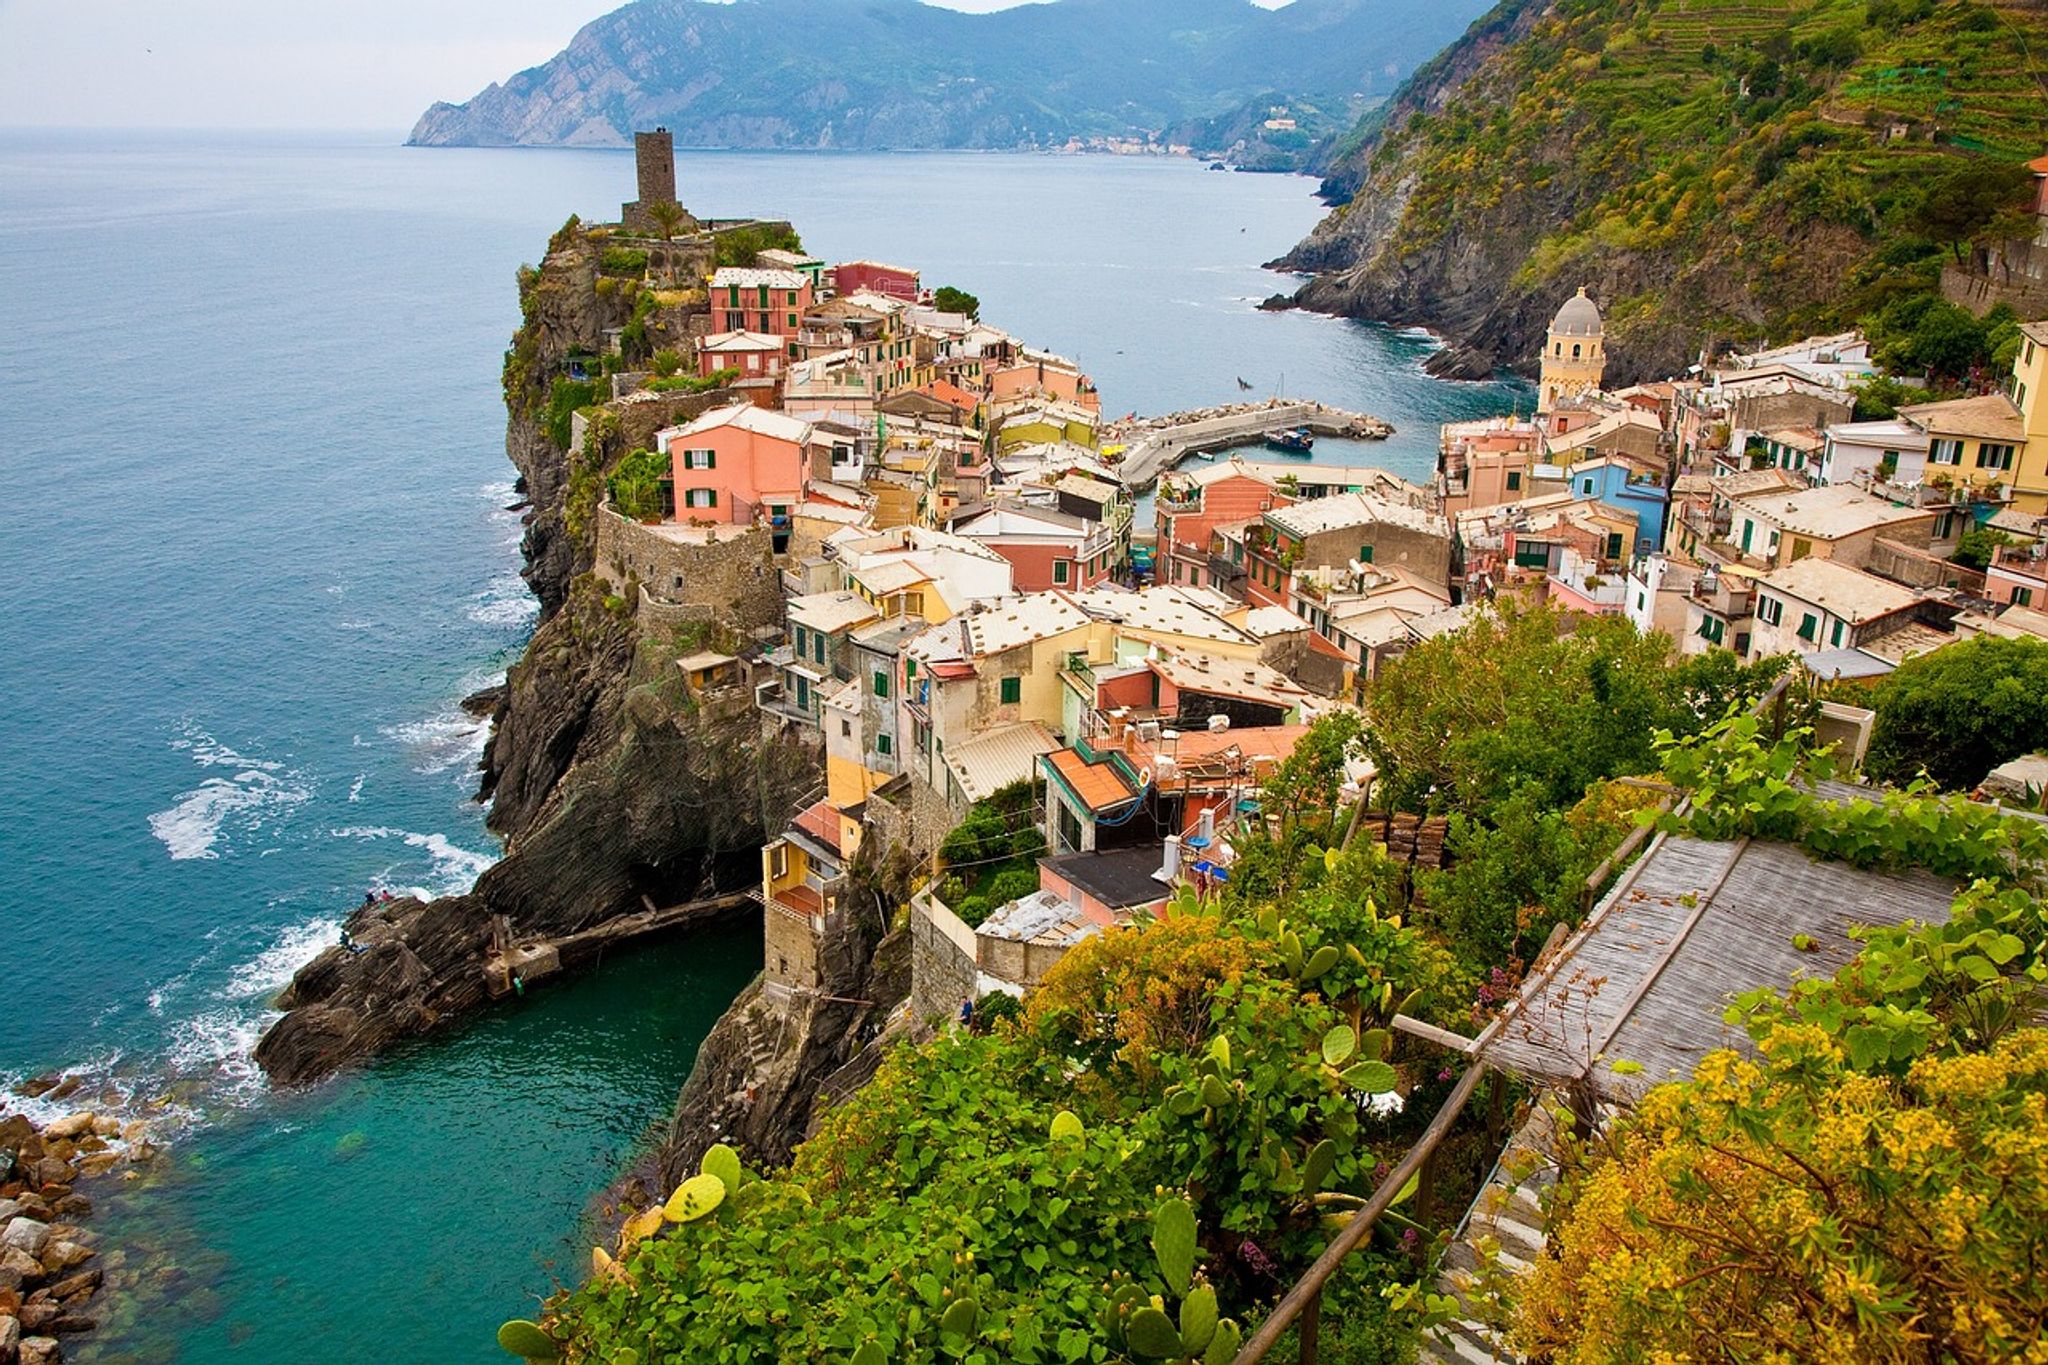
[1282,0,2048,383]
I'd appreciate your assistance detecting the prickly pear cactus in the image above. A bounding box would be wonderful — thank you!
[496,1319,560,1360]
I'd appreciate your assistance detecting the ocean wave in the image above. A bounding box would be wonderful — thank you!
[332,825,498,898]
[469,570,538,628]
[380,708,489,776]
[147,724,313,861]
[221,916,340,999]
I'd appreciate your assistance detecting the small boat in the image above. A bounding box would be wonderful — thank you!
[1264,426,1314,454]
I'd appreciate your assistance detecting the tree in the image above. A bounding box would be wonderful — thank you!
[932,285,980,319]
[644,198,688,244]
[1909,158,2035,265]
[1950,524,2014,570]
[1418,782,1606,966]
[1866,636,2048,790]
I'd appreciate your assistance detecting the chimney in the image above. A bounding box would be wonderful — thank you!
[1160,831,1181,883]
[1198,805,1216,843]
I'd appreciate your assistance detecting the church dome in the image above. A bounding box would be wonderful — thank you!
[1550,287,1603,338]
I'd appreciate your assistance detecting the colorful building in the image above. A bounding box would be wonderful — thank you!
[659,403,811,526]
[708,267,813,341]
[831,259,921,301]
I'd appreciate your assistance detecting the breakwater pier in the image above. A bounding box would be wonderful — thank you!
[1108,400,1395,489]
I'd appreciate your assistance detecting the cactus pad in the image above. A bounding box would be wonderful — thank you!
[1151,1196,1198,1295]
[700,1142,744,1192]
[496,1320,560,1360]
[663,1171,727,1223]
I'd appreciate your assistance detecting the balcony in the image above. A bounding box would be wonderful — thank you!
[755,680,821,728]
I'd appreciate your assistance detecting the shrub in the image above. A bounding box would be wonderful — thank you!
[650,348,684,378]
[1866,635,2048,790]
[599,246,649,277]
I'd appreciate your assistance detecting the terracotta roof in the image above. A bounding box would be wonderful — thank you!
[1045,748,1141,813]
[792,799,843,855]
[916,380,980,411]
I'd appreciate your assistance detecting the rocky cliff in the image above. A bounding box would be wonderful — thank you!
[255,222,815,1084]
[407,0,1488,152]
[1278,0,2048,384]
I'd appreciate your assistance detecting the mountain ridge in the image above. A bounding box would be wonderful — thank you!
[1279,0,2048,384]
[408,0,1491,152]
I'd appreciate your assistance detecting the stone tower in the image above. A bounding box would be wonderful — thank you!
[1538,287,1606,416]
[623,127,692,234]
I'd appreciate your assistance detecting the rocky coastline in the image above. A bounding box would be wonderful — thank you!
[0,1088,162,1365]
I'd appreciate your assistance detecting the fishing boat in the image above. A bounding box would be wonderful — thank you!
[1263,426,1314,454]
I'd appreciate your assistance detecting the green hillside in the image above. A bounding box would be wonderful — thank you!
[1287,0,2048,381]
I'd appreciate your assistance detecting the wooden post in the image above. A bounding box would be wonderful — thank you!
[1297,1288,1321,1365]
[1486,1069,1506,1151]
[1415,1145,1437,1258]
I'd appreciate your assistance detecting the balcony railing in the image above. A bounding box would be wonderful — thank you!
[755,681,821,727]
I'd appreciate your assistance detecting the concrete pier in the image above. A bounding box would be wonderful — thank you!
[1109,400,1394,489]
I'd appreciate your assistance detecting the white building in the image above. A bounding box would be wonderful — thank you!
[1816,418,1930,488]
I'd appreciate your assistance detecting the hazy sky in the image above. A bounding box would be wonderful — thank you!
[0,0,1286,131]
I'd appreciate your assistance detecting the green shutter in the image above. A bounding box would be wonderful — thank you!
[874,670,889,698]
[877,733,892,755]
[1358,544,1374,564]
[1830,620,1844,647]
[1798,613,1818,641]
[1000,676,1021,704]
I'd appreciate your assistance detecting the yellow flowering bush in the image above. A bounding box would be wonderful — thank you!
[1515,1025,2048,1364]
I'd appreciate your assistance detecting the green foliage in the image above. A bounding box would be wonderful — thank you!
[606,446,670,522]
[1363,601,1760,816]
[1865,292,2018,382]
[495,1320,559,1360]
[649,348,684,378]
[543,375,601,451]
[712,222,803,268]
[1419,783,1608,967]
[647,366,739,394]
[932,285,981,319]
[1329,0,2048,357]
[937,781,1046,927]
[1864,635,2048,789]
[1849,372,1936,421]
[599,246,650,277]
[1949,523,2014,570]
[543,909,1417,1363]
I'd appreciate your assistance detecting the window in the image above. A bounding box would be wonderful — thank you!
[793,626,807,656]
[1830,620,1845,647]
[999,675,1022,704]
[786,313,797,329]
[1582,478,1595,495]
[905,658,917,680]
[1357,544,1375,564]
[756,285,769,307]
[770,843,788,878]
[1797,612,1818,642]
[1935,512,1956,539]
[1930,438,1964,465]
[1053,559,1070,585]
[877,733,892,756]
[1977,443,2016,471]
[2015,586,2035,606]
[1605,532,1624,560]
[683,488,718,509]
[873,670,889,698]
[1506,471,1522,491]
[813,633,826,666]
[727,285,740,307]
[1758,595,1783,626]
[1789,537,1812,562]
[840,719,852,738]
[681,447,716,470]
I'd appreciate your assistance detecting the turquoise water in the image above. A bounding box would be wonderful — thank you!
[0,132,1520,1361]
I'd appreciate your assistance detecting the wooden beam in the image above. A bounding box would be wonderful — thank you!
[1391,1014,1476,1054]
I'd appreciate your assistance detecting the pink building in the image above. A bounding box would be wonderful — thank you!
[709,268,813,340]
[660,404,812,525]
[952,503,1122,592]
[1988,543,2046,608]
[1155,461,1291,589]
[831,260,920,301]
[697,330,787,407]
[990,357,1100,413]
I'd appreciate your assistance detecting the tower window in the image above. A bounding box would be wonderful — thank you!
[1572,343,1582,359]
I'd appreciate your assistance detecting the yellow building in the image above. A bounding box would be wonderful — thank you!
[2005,321,2048,512]
[1538,288,1607,416]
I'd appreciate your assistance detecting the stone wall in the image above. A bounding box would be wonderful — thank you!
[595,508,786,633]
[864,774,956,864]
[909,891,977,1023]
[637,586,713,632]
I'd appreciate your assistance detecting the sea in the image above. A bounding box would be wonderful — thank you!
[0,130,1524,1362]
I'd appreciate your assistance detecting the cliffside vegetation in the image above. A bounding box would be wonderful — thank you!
[1290,0,2048,382]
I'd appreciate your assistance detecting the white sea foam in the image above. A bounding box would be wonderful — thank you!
[469,569,538,627]
[221,917,340,999]
[147,724,312,861]
[332,825,498,898]
[380,709,488,776]
[348,773,366,803]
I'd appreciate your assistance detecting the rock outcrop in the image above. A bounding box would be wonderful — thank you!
[1276,0,2048,385]
[255,222,816,1085]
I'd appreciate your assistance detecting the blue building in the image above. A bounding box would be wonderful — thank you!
[1564,454,1670,554]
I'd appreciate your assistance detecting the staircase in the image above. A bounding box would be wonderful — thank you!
[1418,1102,1563,1365]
